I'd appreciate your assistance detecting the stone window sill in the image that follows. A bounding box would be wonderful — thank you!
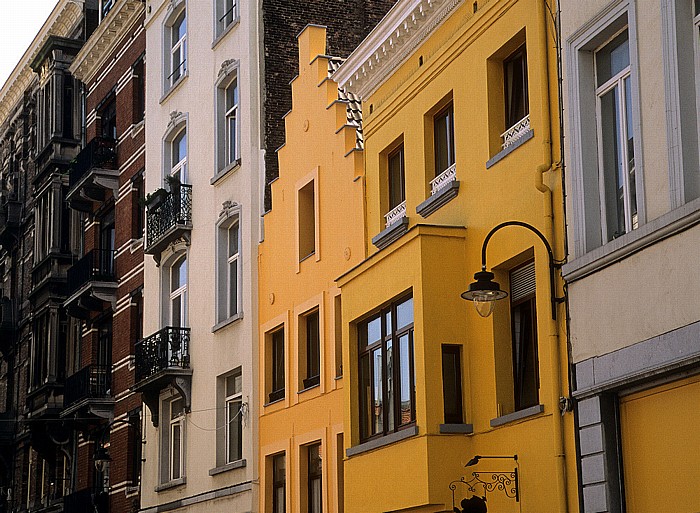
[371,217,409,250]
[298,382,320,394]
[211,158,241,186]
[485,129,534,169]
[212,17,240,49]
[490,404,544,428]
[155,477,186,492]
[439,423,473,434]
[346,425,418,457]
[416,181,460,218]
[211,311,243,333]
[209,458,246,476]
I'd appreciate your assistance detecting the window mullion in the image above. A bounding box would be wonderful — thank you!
[617,75,632,233]
[595,92,611,243]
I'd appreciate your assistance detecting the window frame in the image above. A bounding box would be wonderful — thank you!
[387,145,406,211]
[269,327,286,403]
[441,345,464,424]
[224,371,243,464]
[225,79,239,166]
[357,294,416,442]
[168,397,185,482]
[433,103,455,178]
[272,453,286,513]
[503,45,529,131]
[215,205,242,328]
[215,0,239,41]
[164,253,187,328]
[301,309,321,390]
[307,443,322,513]
[163,1,187,94]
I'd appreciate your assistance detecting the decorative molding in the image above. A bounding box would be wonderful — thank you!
[0,0,84,127]
[167,110,185,131]
[70,0,146,83]
[217,59,239,81]
[219,200,240,220]
[332,0,465,99]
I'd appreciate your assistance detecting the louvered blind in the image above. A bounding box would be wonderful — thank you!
[510,261,536,303]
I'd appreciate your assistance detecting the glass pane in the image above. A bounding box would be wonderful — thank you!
[624,77,637,228]
[696,0,700,16]
[384,310,392,335]
[596,30,629,87]
[171,424,181,479]
[171,297,181,327]
[273,330,285,391]
[396,297,413,330]
[600,87,625,240]
[307,312,320,378]
[399,334,412,424]
[226,373,241,396]
[228,116,237,163]
[229,260,238,315]
[174,131,187,163]
[227,399,242,462]
[361,317,381,348]
[388,148,405,209]
[359,354,371,439]
[226,80,238,110]
[228,224,239,256]
[434,108,452,175]
[310,478,322,513]
[504,49,527,127]
[171,398,184,418]
[175,12,186,43]
[386,339,394,432]
[372,348,383,435]
[442,346,463,424]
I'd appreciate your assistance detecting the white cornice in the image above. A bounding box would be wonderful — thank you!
[70,0,145,84]
[332,0,464,99]
[0,0,84,127]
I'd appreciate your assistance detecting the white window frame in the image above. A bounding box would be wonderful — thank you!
[170,129,188,183]
[162,112,188,186]
[168,255,187,328]
[565,1,645,257]
[160,393,186,485]
[162,1,187,94]
[226,221,239,318]
[214,60,241,179]
[215,0,239,40]
[225,79,239,166]
[169,398,184,480]
[225,371,243,464]
[214,203,242,329]
[594,29,637,243]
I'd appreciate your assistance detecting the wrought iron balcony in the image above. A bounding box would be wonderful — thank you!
[61,364,113,417]
[65,249,117,319]
[133,326,192,426]
[66,136,118,211]
[145,184,192,261]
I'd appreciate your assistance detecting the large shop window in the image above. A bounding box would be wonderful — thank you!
[358,294,415,441]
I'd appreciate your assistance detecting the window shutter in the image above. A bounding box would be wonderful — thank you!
[510,262,536,302]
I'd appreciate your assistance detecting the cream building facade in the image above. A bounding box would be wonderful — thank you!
[561,0,700,511]
[137,0,262,511]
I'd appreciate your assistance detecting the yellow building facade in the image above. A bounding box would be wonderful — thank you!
[332,0,579,511]
[257,26,365,513]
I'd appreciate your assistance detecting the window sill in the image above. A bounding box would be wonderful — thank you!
[209,458,246,476]
[267,390,285,404]
[130,237,143,253]
[371,217,409,250]
[155,477,186,492]
[416,181,460,218]
[211,312,243,333]
[439,423,473,434]
[212,18,240,49]
[211,158,242,186]
[299,251,316,264]
[160,72,188,104]
[490,404,544,428]
[346,425,418,457]
[562,195,700,282]
[298,382,320,394]
[130,119,145,138]
[485,129,534,169]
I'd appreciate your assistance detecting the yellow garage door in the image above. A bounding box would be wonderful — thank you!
[620,374,700,513]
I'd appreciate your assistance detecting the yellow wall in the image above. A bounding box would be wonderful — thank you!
[336,0,578,511]
[257,25,365,513]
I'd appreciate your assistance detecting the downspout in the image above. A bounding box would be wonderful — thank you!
[535,1,569,512]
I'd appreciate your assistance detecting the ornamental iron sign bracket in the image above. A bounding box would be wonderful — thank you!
[450,455,520,513]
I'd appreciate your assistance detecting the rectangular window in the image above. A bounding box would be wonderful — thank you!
[169,398,184,481]
[269,328,285,402]
[225,80,239,165]
[358,295,415,441]
[503,45,529,130]
[272,454,286,513]
[128,408,142,486]
[510,262,539,411]
[133,57,145,123]
[132,174,145,239]
[302,310,320,389]
[298,180,316,261]
[101,0,115,20]
[216,0,238,36]
[227,221,239,317]
[334,295,342,378]
[595,29,637,242]
[388,146,406,211]
[169,9,187,87]
[441,345,464,424]
[307,443,322,513]
[225,372,243,463]
[100,97,117,140]
[434,104,455,177]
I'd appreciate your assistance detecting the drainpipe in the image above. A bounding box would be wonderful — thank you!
[535,1,569,512]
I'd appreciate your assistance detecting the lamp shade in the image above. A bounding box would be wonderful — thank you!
[461,271,508,317]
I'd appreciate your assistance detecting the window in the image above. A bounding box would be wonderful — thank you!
[272,454,286,513]
[594,29,637,242]
[168,255,187,327]
[131,287,144,342]
[387,146,406,220]
[434,104,455,178]
[503,46,529,131]
[133,57,145,124]
[132,173,145,239]
[225,371,243,463]
[217,219,240,323]
[170,129,187,183]
[441,345,464,424]
[162,396,185,482]
[307,443,322,513]
[301,310,320,389]
[269,327,285,402]
[334,295,342,378]
[100,0,115,20]
[165,6,187,90]
[100,97,117,140]
[216,0,238,38]
[509,262,539,411]
[34,191,54,262]
[225,79,239,165]
[128,408,142,486]
[358,295,415,441]
[298,180,316,261]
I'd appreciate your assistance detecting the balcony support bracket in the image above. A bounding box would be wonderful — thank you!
[141,373,192,427]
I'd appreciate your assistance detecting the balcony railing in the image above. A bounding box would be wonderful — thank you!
[384,200,407,228]
[63,364,111,409]
[430,163,457,196]
[68,136,117,190]
[135,327,190,383]
[501,114,531,150]
[145,184,192,254]
[67,249,116,297]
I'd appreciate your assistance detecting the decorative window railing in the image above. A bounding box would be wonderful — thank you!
[501,114,530,150]
[135,327,191,383]
[430,163,457,196]
[66,249,117,296]
[384,200,407,228]
[63,364,111,408]
[68,136,117,190]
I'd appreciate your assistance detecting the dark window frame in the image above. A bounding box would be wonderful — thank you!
[441,344,464,424]
[433,103,455,177]
[387,145,406,210]
[272,453,286,513]
[303,310,320,389]
[510,262,540,412]
[307,443,322,513]
[503,45,529,129]
[269,327,285,403]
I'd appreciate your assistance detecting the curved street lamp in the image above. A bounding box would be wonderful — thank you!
[461,221,565,319]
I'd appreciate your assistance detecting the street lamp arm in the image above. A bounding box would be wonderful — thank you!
[481,221,556,271]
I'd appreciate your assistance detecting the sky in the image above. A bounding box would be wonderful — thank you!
[0,1,59,90]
